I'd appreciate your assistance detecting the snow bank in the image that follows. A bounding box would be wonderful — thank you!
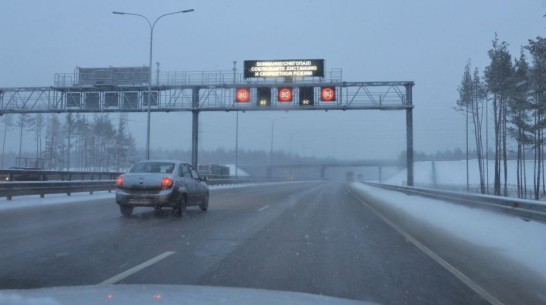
[0,191,115,211]
[350,182,546,279]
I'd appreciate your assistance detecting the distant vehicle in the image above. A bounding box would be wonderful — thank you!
[115,160,209,217]
[198,164,230,177]
[0,167,46,181]
[345,171,355,182]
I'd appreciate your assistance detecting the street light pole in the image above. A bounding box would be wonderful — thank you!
[113,9,194,160]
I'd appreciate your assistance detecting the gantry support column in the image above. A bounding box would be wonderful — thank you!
[191,86,200,169]
[405,83,414,186]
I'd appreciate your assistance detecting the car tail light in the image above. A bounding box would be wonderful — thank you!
[161,177,173,189]
[116,176,123,188]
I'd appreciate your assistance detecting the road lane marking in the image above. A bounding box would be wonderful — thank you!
[97,251,175,286]
[258,205,270,212]
[348,187,505,305]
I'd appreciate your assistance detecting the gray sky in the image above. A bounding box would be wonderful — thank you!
[1,0,545,160]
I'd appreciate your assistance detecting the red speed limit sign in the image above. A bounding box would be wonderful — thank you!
[278,88,293,102]
[235,88,250,102]
[321,87,336,101]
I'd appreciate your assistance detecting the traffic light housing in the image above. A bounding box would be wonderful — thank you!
[257,87,271,106]
[299,87,314,106]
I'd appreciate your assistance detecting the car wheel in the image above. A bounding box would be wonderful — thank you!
[199,195,209,212]
[120,205,133,217]
[174,195,187,216]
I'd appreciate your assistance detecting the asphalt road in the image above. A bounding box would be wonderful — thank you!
[0,181,495,304]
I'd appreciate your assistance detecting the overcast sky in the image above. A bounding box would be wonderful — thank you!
[1,0,545,161]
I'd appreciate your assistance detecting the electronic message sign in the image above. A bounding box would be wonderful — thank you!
[244,59,324,79]
[299,87,314,106]
[257,87,271,106]
[77,67,150,86]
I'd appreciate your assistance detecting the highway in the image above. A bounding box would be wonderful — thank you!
[0,181,542,304]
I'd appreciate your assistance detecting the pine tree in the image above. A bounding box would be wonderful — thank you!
[16,114,36,163]
[34,114,44,161]
[526,36,546,199]
[457,62,472,192]
[457,62,487,194]
[43,115,63,170]
[471,67,487,194]
[508,51,532,198]
[65,113,75,170]
[484,34,514,196]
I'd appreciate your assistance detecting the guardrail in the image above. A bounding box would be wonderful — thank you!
[0,177,289,200]
[206,176,287,186]
[0,180,116,200]
[0,169,121,182]
[208,178,254,186]
[361,182,546,223]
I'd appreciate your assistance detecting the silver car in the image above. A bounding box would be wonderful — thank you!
[115,160,209,217]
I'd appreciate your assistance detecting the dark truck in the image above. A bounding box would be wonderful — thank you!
[0,167,46,181]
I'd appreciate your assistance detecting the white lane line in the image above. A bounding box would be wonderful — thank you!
[97,251,175,286]
[348,188,505,305]
[258,205,270,212]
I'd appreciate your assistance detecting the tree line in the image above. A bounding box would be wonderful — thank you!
[1,113,324,174]
[457,32,546,199]
[1,113,138,171]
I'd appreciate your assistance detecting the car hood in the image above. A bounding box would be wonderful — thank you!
[0,284,377,305]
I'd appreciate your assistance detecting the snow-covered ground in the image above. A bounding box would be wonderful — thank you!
[350,182,546,280]
[387,159,538,189]
[0,191,116,211]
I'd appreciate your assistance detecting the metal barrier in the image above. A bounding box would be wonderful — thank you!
[207,178,253,186]
[360,182,546,223]
[0,181,116,200]
[0,177,288,200]
[207,177,286,185]
[0,169,121,182]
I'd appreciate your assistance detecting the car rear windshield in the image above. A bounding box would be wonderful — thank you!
[130,162,175,174]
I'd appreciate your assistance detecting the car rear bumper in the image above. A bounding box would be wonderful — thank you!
[115,191,176,208]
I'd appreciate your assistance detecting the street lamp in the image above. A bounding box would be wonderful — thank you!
[113,9,194,160]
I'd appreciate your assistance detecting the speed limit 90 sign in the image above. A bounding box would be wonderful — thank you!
[321,87,336,101]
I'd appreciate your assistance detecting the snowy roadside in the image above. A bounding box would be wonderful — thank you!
[349,182,546,279]
[0,191,116,211]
